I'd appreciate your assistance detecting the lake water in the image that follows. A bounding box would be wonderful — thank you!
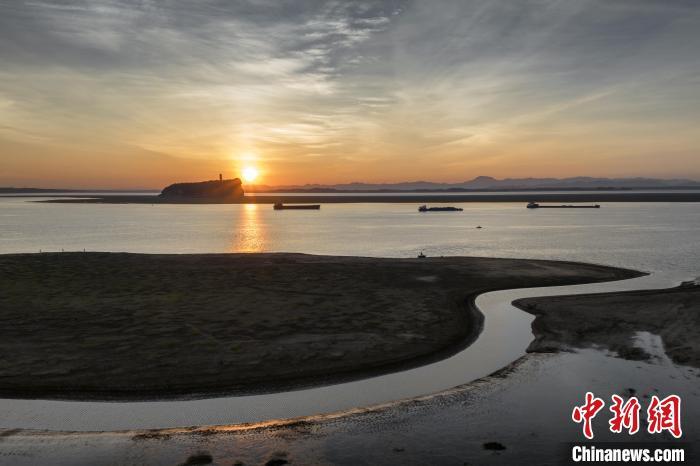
[1,197,698,276]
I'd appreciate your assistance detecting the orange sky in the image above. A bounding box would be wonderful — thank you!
[1,1,699,189]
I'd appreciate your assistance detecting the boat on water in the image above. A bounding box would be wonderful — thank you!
[273,203,321,210]
[418,205,463,212]
[527,202,600,209]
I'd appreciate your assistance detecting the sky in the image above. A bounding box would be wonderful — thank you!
[1,0,699,189]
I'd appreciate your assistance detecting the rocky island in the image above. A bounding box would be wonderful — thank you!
[159,177,244,200]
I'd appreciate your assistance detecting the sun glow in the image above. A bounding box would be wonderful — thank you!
[242,166,259,183]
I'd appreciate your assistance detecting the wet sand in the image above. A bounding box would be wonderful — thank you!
[3,351,698,465]
[514,282,700,366]
[0,252,637,400]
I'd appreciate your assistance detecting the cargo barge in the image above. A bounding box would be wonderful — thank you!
[418,205,463,212]
[527,202,600,209]
[273,203,321,210]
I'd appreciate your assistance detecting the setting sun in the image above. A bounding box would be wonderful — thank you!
[242,167,259,183]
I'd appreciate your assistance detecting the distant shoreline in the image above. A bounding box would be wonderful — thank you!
[0,188,159,194]
[3,186,700,195]
[30,191,700,204]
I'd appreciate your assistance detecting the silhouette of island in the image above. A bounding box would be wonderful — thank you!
[160,177,244,199]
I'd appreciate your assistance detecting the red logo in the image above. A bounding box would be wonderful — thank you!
[572,392,605,439]
[572,392,682,439]
[647,395,682,438]
[609,395,641,435]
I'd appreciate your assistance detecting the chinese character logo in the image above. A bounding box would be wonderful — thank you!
[647,395,682,438]
[609,394,641,435]
[572,392,605,439]
[572,392,682,439]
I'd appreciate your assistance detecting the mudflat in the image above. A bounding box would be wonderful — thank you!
[0,252,638,400]
[4,284,700,465]
[514,283,700,367]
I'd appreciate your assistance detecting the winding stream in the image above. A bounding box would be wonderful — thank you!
[0,272,687,432]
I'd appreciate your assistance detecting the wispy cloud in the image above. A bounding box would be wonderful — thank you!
[1,0,698,187]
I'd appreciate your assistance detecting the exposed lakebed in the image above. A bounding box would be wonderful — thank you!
[1,255,684,431]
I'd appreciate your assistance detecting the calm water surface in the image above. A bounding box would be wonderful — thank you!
[1,198,698,275]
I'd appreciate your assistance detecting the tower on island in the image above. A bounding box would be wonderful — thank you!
[219,173,222,182]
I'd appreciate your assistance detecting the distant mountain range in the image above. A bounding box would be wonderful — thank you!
[2,176,699,194]
[248,176,700,192]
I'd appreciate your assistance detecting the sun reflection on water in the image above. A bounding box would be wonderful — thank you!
[231,204,267,252]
